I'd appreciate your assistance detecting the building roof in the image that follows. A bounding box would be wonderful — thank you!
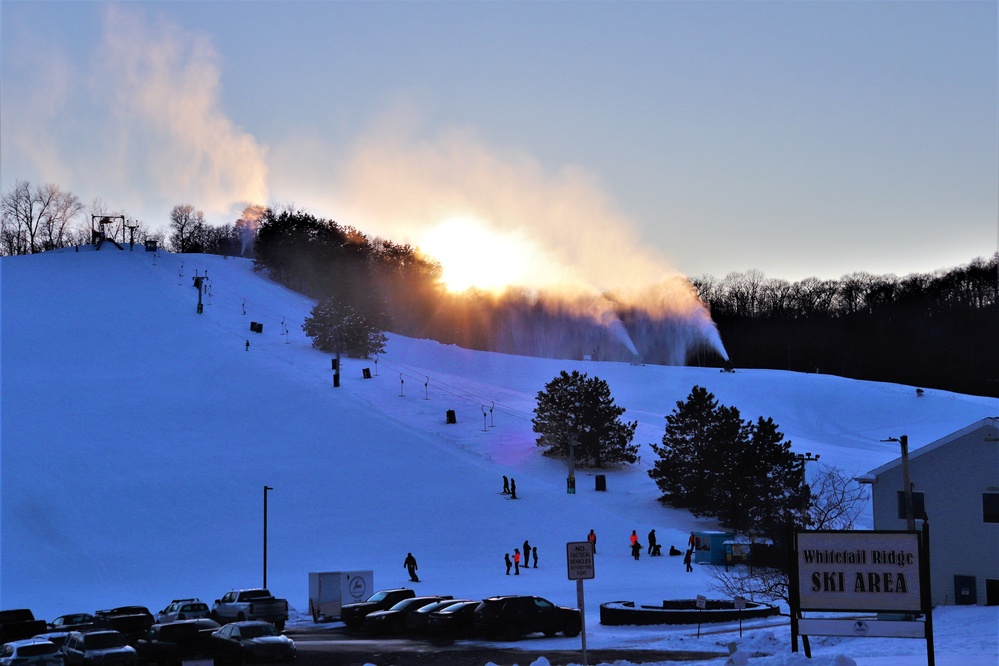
[860,416,999,483]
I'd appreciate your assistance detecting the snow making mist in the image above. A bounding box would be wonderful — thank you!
[608,278,729,365]
[332,120,730,365]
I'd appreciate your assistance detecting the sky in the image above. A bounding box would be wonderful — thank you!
[2,247,997,665]
[1,1,997,288]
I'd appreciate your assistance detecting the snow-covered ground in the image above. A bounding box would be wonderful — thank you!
[2,247,995,665]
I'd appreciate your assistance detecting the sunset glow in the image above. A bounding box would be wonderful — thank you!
[420,218,531,293]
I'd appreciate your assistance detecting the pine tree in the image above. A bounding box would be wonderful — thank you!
[302,297,387,358]
[648,386,810,535]
[532,370,639,467]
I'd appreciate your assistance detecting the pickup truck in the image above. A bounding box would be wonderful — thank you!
[0,608,47,643]
[211,589,288,631]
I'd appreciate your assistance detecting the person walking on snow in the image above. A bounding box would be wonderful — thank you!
[532,546,538,568]
[588,529,597,553]
[523,540,531,568]
[504,553,512,575]
[510,478,517,499]
[647,529,657,555]
[630,530,638,547]
[513,548,521,575]
[404,552,420,582]
[684,548,694,572]
[631,540,642,560]
[502,476,510,494]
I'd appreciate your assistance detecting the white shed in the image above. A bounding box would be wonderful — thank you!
[858,417,999,606]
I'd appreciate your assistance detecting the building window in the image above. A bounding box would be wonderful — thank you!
[896,491,925,520]
[983,493,999,524]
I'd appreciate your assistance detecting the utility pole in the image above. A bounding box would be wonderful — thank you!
[882,436,915,531]
[263,485,273,588]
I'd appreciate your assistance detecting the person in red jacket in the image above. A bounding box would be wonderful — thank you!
[513,548,521,575]
[587,529,597,553]
[630,530,638,547]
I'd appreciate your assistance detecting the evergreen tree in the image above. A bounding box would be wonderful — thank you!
[649,386,809,534]
[302,297,387,359]
[532,370,639,467]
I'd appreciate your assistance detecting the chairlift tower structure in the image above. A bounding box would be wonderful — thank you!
[91,215,125,250]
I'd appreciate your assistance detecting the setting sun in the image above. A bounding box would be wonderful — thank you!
[420,218,531,293]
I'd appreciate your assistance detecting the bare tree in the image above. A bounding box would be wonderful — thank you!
[1,180,32,255]
[37,183,84,250]
[707,464,869,605]
[169,204,206,253]
[1,180,83,254]
[806,464,869,530]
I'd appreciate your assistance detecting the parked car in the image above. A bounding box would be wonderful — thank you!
[0,638,63,666]
[154,601,195,625]
[211,590,288,632]
[60,630,137,666]
[155,601,210,624]
[210,621,295,664]
[425,600,482,638]
[46,616,94,632]
[403,599,469,633]
[93,607,154,643]
[363,596,452,635]
[30,633,70,650]
[134,619,219,665]
[340,589,415,631]
[472,595,581,641]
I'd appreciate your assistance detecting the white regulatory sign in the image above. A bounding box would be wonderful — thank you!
[566,541,595,580]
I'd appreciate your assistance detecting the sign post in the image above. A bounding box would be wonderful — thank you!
[734,596,747,637]
[566,541,594,666]
[695,594,706,638]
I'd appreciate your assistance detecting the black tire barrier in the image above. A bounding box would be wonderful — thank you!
[599,599,779,626]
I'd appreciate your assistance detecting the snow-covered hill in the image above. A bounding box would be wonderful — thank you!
[2,247,995,665]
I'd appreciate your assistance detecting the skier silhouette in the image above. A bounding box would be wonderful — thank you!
[404,552,420,582]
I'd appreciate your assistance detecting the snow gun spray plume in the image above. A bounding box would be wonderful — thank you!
[335,119,730,365]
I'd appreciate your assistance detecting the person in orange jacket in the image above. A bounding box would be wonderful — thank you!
[513,548,521,575]
[587,529,597,553]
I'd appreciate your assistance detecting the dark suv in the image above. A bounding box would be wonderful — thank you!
[472,595,581,641]
[340,589,416,631]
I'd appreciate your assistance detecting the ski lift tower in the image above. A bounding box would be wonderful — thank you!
[92,215,125,250]
[124,220,140,250]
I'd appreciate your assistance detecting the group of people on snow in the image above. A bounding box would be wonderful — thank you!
[501,475,517,499]
[504,539,538,574]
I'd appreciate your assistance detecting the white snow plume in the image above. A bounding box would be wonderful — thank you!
[609,278,730,363]
[334,116,727,364]
[91,5,268,219]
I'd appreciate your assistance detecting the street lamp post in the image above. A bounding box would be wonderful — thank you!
[795,452,820,526]
[263,485,273,588]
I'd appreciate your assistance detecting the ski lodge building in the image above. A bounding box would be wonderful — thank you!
[858,417,998,606]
